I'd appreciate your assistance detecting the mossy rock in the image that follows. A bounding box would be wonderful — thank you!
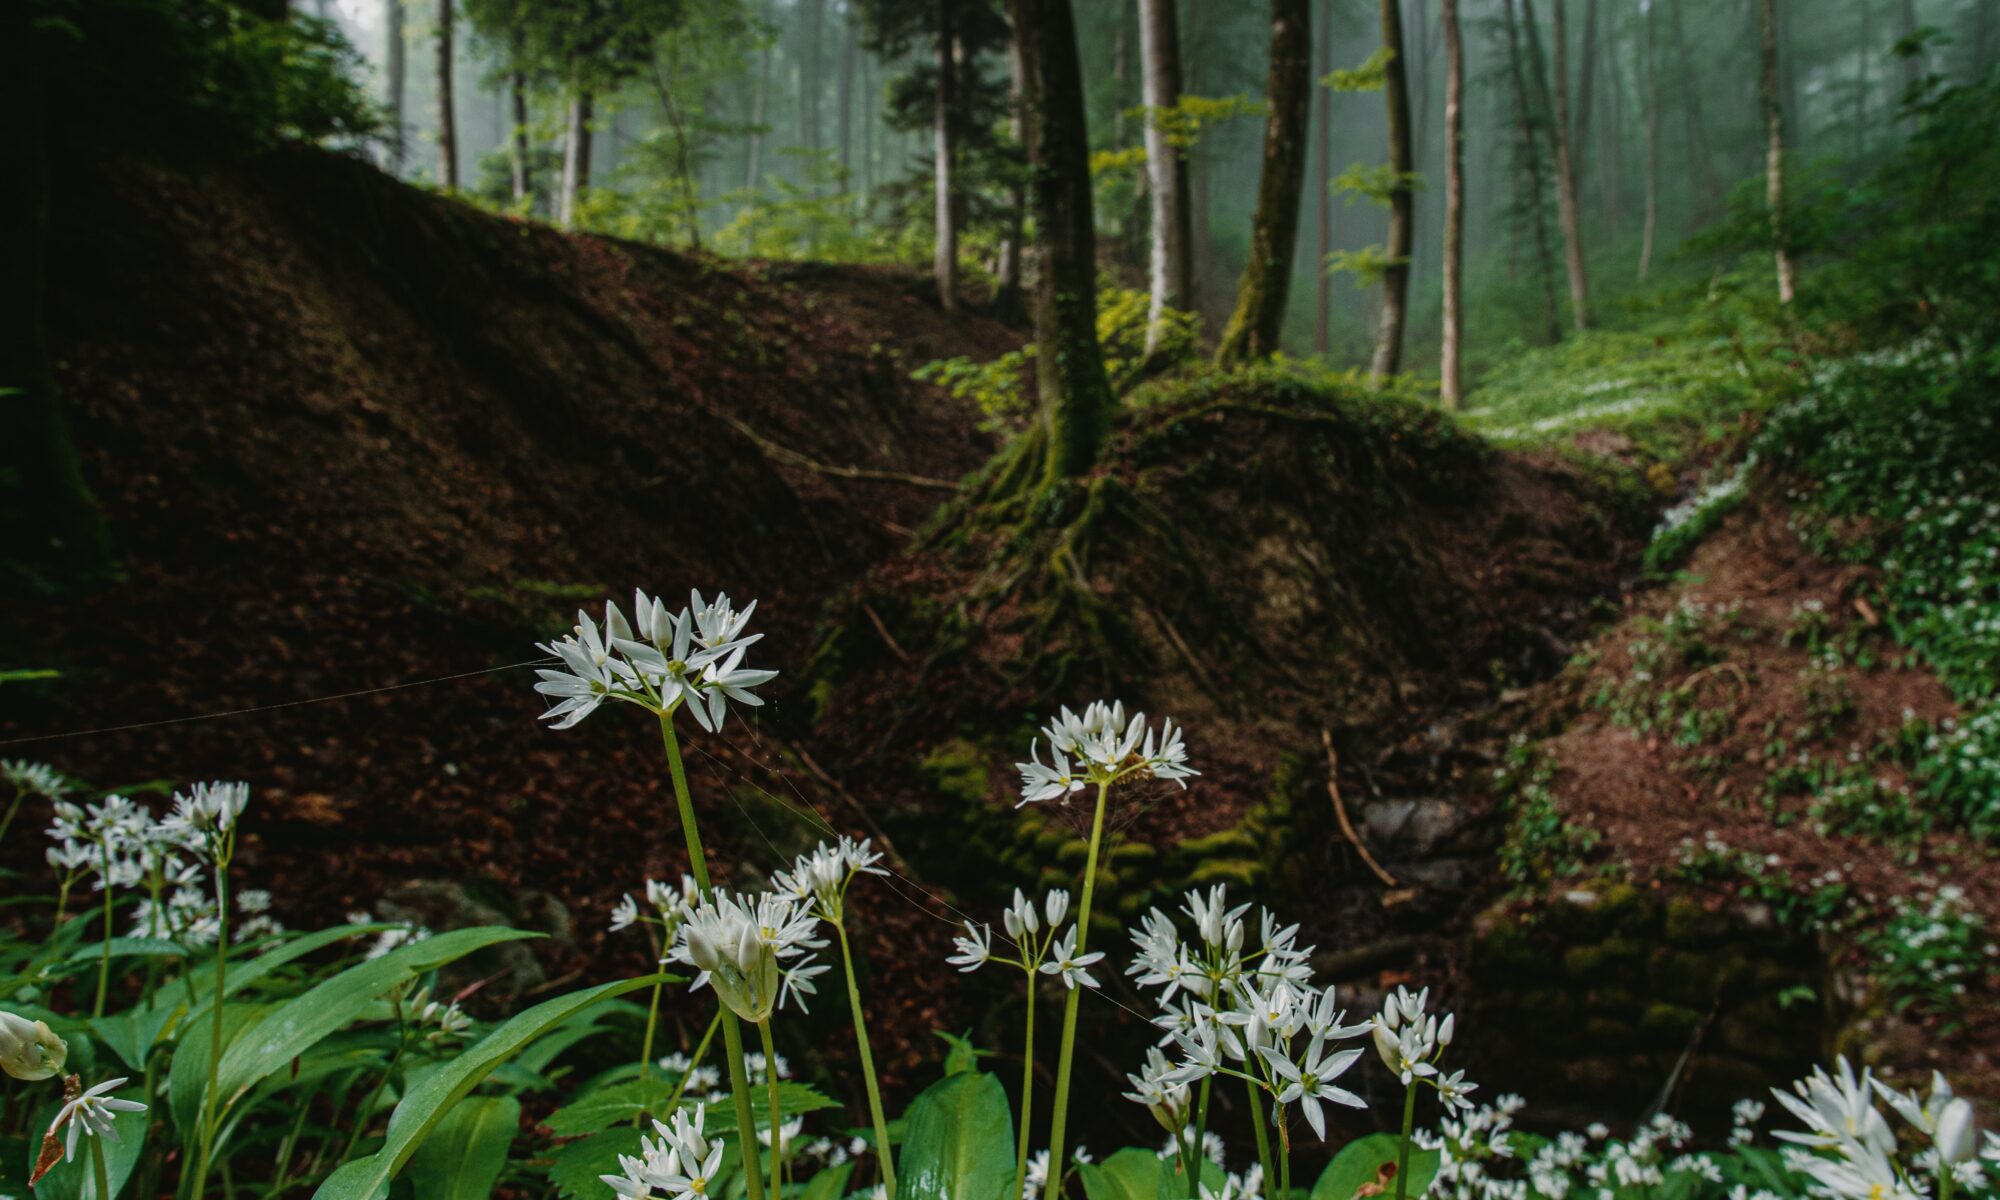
[1639,1002,1705,1044]
[1056,838,1093,869]
[1562,936,1646,986]
[1108,841,1159,870]
[1663,895,1724,947]
[920,739,994,806]
[1171,827,1262,868]
[1582,1015,1641,1049]
[1716,996,1816,1063]
[1587,985,1643,1015]
[1469,913,1548,977]
[1187,857,1262,889]
[1648,947,1729,1010]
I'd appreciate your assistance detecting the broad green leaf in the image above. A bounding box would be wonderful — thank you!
[216,926,536,1110]
[546,1127,644,1200]
[1079,1147,1168,1200]
[801,1160,854,1200]
[407,1096,520,1200]
[64,937,187,964]
[935,1030,985,1076]
[27,1084,147,1200]
[545,1077,679,1137]
[1311,1133,1441,1200]
[169,1002,270,1139]
[311,974,664,1200]
[895,1071,1014,1200]
[700,1082,841,1135]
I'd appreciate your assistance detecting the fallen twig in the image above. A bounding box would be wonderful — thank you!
[1321,729,1399,889]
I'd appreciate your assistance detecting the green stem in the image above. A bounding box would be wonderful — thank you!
[1013,979,1037,1200]
[1045,780,1110,1197]
[634,925,666,1130]
[757,1020,784,1200]
[338,1029,409,1164]
[660,713,766,1200]
[0,784,24,850]
[663,1012,722,1116]
[836,921,897,1192]
[1278,1110,1292,1200]
[92,843,115,1018]
[1395,1082,1417,1200]
[1245,1076,1275,1199]
[91,1133,111,1200]
[191,865,231,1196]
[1187,1074,1211,1198]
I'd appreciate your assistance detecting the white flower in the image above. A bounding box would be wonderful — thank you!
[672,889,824,1022]
[1936,1098,1977,1165]
[535,590,777,732]
[603,1107,726,1199]
[773,837,887,923]
[1039,928,1105,990]
[0,1011,67,1081]
[610,894,642,933]
[1124,1047,1192,1133]
[1003,889,1042,944]
[1261,1035,1366,1139]
[1772,1058,1894,1158]
[47,1077,147,1162]
[3,760,68,798]
[947,921,993,972]
[164,781,250,845]
[1014,701,1197,806]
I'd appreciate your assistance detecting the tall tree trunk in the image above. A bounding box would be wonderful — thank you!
[1639,0,1660,282]
[1972,0,1994,81]
[509,70,531,204]
[1573,0,1597,207]
[804,0,825,159]
[1855,0,1871,158]
[997,30,1026,315]
[1009,0,1114,479]
[1314,0,1333,356]
[1216,0,1312,364]
[1760,0,1796,304]
[1139,0,1191,357]
[1367,0,1413,379]
[1602,0,1625,229]
[434,0,457,190]
[1899,0,1920,105]
[560,91,593,228]
[1503,0,1562,342]
[2,8,114,583]
[386,0,406,174]
[933,0,959,311]
[837,12,856,190]
[1668,0,1723,213]
[861,50,876,198]
[1548,0,1589,330]
[748,24,772,196]
[1440,0,1466,408]
[1188,0,1220,324]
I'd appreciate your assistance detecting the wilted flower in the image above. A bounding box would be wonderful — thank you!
[0,1011,67,1081]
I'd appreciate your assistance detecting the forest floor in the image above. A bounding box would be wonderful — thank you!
[6,142,1996,1139]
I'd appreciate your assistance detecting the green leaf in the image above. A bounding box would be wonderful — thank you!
[894,1071,1014,1200]
[65,937,187,964]
[216,926,536,1112]
[169,1002,270,1139]
[934,1029,984,1076]
[1311,1133,1441,1200]
[544,1077,679,1137]
[700,1082,842,1134]
[407,1096,521,1200]
[1077,1148,1166,1200]
[801,1160,854,1200]
[27,1084,148,1200]
[311,974,663,1200]
[546,1127,645,1200]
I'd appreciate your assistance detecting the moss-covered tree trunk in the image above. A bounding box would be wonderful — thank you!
[1503,0,1562,344]
[1367,0,1414,380]
[1441,0,1466,408]
[1216,0,1311,365]
[1010,0,1114,479]
[1639,0,1660,281]
[1139,0,1191,360]
[435,0,458,191]
[509,66,532,204]
[385,0,406,174]
[1549,0,1591,330]
[933,0,960,311]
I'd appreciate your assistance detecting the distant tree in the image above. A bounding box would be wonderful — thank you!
[934,0,959,308]
[1667,0,1722,214]
[1441,0,1466,408]
[1548,0,1589,329]
[1009,0,1113,480]
[1502,0,1561,342]
[1216,0,1311,364]
[1760,0,1796,303]
[1366,0,1413,378]
[1137,0,1191,360]
[1639,0,1661,281]
[386,0,407,173]
[436,0,458,189]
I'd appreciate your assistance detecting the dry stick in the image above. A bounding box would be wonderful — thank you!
[1320,730,1399,888]
[717,413,961,491]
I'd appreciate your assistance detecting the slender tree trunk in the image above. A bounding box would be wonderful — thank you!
[1760,0,1796,304]
[560,90,593,228]
[1972,0,1993,81]
[1639,0,1660,282]
[1440,0,1466,408]
[804,0,825,160]
[1008,0,1115,479]
[1187,0,1220,324]
[998,31,1027,315]
[434,0,457,189]
[1548,0,1589,329]
[837,12,856,190]
[1367,0,1413,378]
[1139,0,1192,357]
[1503,0,1562,341]
[1314,0,1333,356]
[386,0,406,174]
[1602,0,1625,229]
[933,0,959,310]
[1899,0,1920,105]
[748,26,772,196]
[1216,0,1312,364]
[1668,0,1723,213]
[509,68,531,203]
[861,50,876,199]
[1855,0,1871,158]
[1778,0,1799,150]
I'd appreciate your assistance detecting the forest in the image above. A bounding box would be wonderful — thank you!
[1,0,1998,1198]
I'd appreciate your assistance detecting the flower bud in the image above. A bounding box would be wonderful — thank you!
[0,1011,67,1081]
[683,923,720,973]
[1438,1013,1456,1047]
[1044,889,1069,929]
[1936,1097,1976,1165]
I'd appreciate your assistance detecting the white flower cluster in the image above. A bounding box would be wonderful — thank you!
[1771,1058,1986,1200]
[603,1107,725,1200]
[610,874,701,938]
[346,911,434,961]
[3,759,71,800]
[535,589,777,732]
[1422,1094,1525,1200]
[948,888,1103,991]
[1016,700,1194,806]
[773,837,888,924]
[671,888,829,1023]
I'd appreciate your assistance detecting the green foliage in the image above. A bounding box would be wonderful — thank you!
[1311,1132,1440,1200]
[1324,245,1401,289]
[1863,886,1992,1027]
[405,1095,521,1200]
[1494,737,1601,888]
[893,1071,1014,1200]
[1125,93,1266,150]
[1331,163,1424,208]
[1643,459,1750,575]
[708,154,922,263]
[1321,46,1394,93]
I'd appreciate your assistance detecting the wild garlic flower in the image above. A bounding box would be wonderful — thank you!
[1015,700,1196,806]
[949,888,1083,983]
[3,760,69,798]
[0,1011,67,1081]
[1130,885,1314,1009]
[165,781,250,841]
[602,1107,727,1200]
[534,589,776,732]
[1123,1047,1192,1133]
[46,1077,147,1161]
[407,986,473,1043]
[1372,985,1456,1084]
[1260,1030,1366,1139]
[1039,927,1106,990]
[612,875,703,937]
[1770,1057,1895,1157]
[672,889,827,1022]
[773,836,887,924]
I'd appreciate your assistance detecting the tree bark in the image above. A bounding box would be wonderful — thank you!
[386,0,406,174]
[1216,0,1312,365]
[1639,0,1660,282]
[1440,0,1466,408]
[933,0,959,311]
[435,0,457,190]
[1139,0,1192,357]
[1668,0,1722,214]
[1009,0,1114,479]
[803,0,825,158]
[1602,0,1626,229]
[560,90,593,228]
[837,11,857,190]
[748,18,772,196]
[1899,0,1920,104]
[1503,0,1561,342]
[1760,0,1796,304]
[1366,0,1413,379]
[1548,0,1590,330]
[509,68,531,203]
[1314,0,1332,356]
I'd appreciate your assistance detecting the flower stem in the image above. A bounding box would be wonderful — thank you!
[757,1019,784,1200]
[190,863,232,1197]
[662,1012,721,1115]
[634,925,666,1130]
[92,840,115,1018]
[92,1133,111,1200]
[1278,1110,1292,1200]
[0,783,24,851]
[1013,978,1037,1200]
[1395,1081,1418,1200]
[836,921,897,1192]
[1245,1076,1275,1198]
[660,713,766,1200]
[1187,1074,1211,1198]
[1044,780,1110,1197]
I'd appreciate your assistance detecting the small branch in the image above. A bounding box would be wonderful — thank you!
[1321,729,1399,888]
[860,601,911,664]
[718,413,961,491]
